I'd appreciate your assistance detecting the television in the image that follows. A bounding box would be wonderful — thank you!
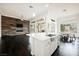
[16,24,23,28]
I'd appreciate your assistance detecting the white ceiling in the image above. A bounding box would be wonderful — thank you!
[0,3,79,20]
[49,3,79,18]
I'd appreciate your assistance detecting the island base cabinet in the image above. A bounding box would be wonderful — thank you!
[30,37,58,56]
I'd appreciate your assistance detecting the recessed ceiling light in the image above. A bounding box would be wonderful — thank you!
[63,9,67,12]
[33,13,36,17]
[29,5,33,8]
[45,4,49,7]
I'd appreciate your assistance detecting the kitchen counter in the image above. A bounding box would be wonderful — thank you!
[26,33,57,41]
[26,33,59,56]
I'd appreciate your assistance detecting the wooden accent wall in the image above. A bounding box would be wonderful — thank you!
[1,15,30,35]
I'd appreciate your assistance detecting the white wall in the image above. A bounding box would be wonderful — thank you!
[57,14,79,37]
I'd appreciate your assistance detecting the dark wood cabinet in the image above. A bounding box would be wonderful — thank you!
[1,15,30,35]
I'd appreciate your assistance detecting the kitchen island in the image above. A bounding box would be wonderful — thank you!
[27,33,59,56]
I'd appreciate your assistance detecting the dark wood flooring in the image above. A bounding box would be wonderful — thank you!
[1,35,79,56]
[0,35,31,56]
[51,38,79,56]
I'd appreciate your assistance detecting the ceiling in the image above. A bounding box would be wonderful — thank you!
[0,3,79,20]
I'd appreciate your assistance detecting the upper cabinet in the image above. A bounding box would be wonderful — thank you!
[36,19,46,32]
[30,17,56,34]
[30,18,46,33]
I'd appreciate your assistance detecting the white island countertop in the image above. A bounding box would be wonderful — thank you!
[26,33,57,41]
